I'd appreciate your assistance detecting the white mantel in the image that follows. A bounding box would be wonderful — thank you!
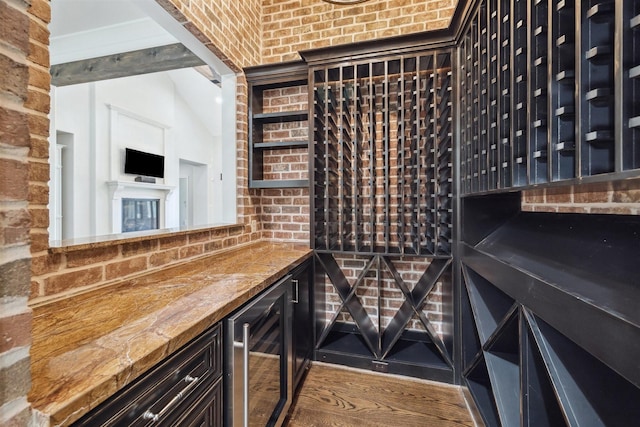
[107,180,175,234]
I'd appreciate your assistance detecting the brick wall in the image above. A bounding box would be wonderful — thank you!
[30,225,255,301]
[522,179,640,215]
[261,0,458,63]
[160,0,262,70]
[0,0,34,423]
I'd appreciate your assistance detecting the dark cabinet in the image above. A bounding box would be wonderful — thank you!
[73,324,223,426]
[291,260,313,390]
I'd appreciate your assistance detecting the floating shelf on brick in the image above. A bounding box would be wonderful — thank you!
[245,61,310,189]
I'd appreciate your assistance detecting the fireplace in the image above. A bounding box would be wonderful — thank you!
[107,180,174,234]
[122,198,159,232]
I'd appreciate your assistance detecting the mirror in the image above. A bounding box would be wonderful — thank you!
[48,0,238,244]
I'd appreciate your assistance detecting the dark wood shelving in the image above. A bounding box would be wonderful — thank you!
[465,355,501,426]
[459,0,640,192]
[253,141,307,149]
[308,47,455,383]
[526,312,640,425]
[300,2,640,425]
[463,265,515,345]
[464,211,640,387]
[252,110,308,123]
[245,61,310,189]
[522,323,567,427]
[484,310,520,427]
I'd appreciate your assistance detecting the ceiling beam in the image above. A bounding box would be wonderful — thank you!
[51,43,205,87]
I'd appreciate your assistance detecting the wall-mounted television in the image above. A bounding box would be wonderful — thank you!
[124,148,165,178]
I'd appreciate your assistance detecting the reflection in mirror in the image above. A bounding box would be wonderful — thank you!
[48,0,237,244]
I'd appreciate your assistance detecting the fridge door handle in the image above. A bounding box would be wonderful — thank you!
[292,279,299,304]
[242,322,250,427]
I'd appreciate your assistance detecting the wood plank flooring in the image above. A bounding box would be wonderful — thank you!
[285,363,478,427]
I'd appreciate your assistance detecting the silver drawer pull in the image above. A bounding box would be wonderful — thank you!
[142,375,200,422]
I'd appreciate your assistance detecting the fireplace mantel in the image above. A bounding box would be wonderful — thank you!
[106,181,175,233]
[106,180,175,200]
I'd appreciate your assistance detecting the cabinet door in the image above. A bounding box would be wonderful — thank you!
[291,260,313,390]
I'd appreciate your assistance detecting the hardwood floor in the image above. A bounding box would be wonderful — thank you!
[285,363,478,427]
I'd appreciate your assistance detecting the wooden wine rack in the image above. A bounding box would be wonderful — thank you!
[311,51,454,256]
[459,0,640,195]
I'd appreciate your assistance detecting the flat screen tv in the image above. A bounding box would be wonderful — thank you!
[124,148,165,178]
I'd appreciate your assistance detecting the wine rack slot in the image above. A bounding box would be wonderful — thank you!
[530,0,549,184]
[512,0,527,186]
[580,0,615,176]
[623,1,640,170]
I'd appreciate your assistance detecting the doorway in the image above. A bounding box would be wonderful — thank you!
[179,160,207,228]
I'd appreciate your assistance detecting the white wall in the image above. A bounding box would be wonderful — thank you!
[50,69,229,240]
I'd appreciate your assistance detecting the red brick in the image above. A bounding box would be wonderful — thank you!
[28,0,51,23]
[0,106,30,147]
[31,253,62,276]
[0,311,32,353]
[573,182,611,204]
[29,161,49,183]
[0,54,28,101]
[105,257,147,280]
[28,112,49,138]
[611,179,640,203]
[180,244,204,259]
[149,248,180,267]
[204,240,224,252]
[188,230,211,243]
[122,240,157,257]
[0,258,31,298]
[66,246,119,268]
[0,158,28,201]
[29,230,49,253]
[159,234,187,249]
[44,266,103,295]
[25,87,50,113]
[27,40,49,68]
[28,182,48,204]
[29,135,49,159]
[545,186,573,204]
[0,208,30,236]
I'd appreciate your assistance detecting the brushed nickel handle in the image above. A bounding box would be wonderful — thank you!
[292,279,299,304]
[243,323,250,427]
[142,375,200,422]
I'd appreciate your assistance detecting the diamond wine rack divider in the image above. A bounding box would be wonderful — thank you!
[314,253,453,382]
[460,190,640,426]
[462,264,640,427]
[310,49,455,381]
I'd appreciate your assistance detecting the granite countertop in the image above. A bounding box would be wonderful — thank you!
[29,241,312,426]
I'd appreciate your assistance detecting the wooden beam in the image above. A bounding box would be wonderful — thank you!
[51,43,205,87]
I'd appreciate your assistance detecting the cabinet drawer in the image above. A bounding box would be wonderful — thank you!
[74,323,222,426]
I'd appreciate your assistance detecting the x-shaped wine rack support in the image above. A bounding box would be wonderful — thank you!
[316,252,453,366]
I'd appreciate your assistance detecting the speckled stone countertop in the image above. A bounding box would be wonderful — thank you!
[29,241,312,426]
